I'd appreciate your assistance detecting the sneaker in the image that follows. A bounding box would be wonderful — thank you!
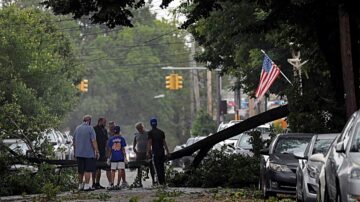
[107,185,116,191]
[130,182,143,188]
[78,183,84,191]
[121,182,129,189]
[107,184,114,190]
[94,183,105,189]
[115,184,121,190]
[83,184,94,192]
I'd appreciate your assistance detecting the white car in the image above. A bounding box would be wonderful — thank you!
[54,130,74,160]
[38,129,67,160]
[3,139,38,173]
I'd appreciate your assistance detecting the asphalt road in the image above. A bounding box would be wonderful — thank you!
[99,167,154,188]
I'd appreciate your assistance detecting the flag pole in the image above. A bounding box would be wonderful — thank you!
[261,49,293,86]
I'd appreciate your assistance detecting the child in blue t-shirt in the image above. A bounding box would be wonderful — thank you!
[107,126,128,189]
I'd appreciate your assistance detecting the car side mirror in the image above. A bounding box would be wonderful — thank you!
[66,140,71,144]
[260,148,269,155]
[294,153,307,160]
[309,153,325,163]
[336,141,345,153]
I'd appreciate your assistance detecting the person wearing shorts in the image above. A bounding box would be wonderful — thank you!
[107,126,128,189]
[131,122,155,187]
[73,115,99,191]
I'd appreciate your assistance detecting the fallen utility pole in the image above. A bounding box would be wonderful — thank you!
[169,104,289,168]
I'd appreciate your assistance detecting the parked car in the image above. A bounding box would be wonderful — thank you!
[38,128,67,160]
[320,110,360,202]
[295,133,338,202]
[54,130,74,160]
[3,139,31,156]
[224,134,242,149]
[2,139,38,173]
[234,133,271,156]
[126,145,137,162]
[182,136,206,168]
[61,130,74,160]
[170,144,186,167]
[217,120,241,132]
[260,133,314,198]
[252,123,272,134]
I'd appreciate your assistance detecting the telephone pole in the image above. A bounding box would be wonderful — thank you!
[207,70,213,116]
[339,4,358,118]
[190,39,201,112]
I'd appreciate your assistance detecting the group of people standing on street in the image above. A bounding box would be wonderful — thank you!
[72,115,170,191]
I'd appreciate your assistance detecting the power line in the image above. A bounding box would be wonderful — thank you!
[86,60,192,71]
[77,52,189,60]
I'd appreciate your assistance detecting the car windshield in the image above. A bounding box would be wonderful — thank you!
[237,134,252,150]
[225,139,238,148]
[9,142,29,154]
[274,137,312,156]
[45,130,57,143]
[350,122,360,152]
[312,138,334,155]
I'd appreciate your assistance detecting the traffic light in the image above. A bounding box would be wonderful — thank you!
[166,74,176,90]
[175,74,183,89]
[79,79,89,93]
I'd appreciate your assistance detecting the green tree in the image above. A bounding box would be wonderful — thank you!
[61,7,192,148]
[191,110,216,136]
[175,0,352,133]
[0,5,82,196]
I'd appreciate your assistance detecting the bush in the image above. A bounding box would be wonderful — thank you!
[167,149,260,188]
[0,163,77,196]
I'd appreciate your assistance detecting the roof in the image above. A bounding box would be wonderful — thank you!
[278,133,315,138]
[316,133,340,139]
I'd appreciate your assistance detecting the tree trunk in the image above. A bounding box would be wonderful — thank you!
[339,4,358,118]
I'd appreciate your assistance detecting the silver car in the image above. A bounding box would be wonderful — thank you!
[234,133,271,156]
[295,133,338,202]
[323,110,360,202]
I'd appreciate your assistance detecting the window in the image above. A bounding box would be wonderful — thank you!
[312,138,334,155]
[350,122,360,152]
[338,112,357,143]
[236,134,252,150]
[273,137,312,156]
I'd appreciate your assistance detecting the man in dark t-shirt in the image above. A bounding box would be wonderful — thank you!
[92,117,108,189]
[146,118,170,185]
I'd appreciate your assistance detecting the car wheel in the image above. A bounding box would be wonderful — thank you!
[317,182,322,202]
[335,183,341,202]
[262,178,269,199]
[296,181,303,202]
[262,178,275,199]
[324,184,330,202]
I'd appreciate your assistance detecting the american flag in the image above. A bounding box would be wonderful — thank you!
[255,55,280,101]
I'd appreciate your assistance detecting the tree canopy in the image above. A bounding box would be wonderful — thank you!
[0,5,82,141]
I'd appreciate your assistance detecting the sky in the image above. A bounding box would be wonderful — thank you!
[149,0,186,24]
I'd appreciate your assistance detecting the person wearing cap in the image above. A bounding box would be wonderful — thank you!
[73,115,100,191]
[146,118,170,186]
[107,125,129,189]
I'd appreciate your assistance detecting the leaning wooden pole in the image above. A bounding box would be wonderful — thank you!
[169,104,289,167]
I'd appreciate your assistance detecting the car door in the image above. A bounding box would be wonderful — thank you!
[326,112,357,200]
